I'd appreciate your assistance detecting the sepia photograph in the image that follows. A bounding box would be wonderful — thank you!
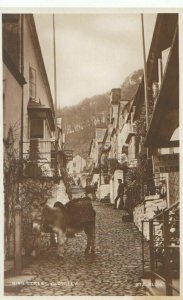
[3,8,180,296]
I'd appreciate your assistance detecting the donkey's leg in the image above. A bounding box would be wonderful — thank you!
[84,226,92,255]
[90,221,95,254]
[57,229,66,258]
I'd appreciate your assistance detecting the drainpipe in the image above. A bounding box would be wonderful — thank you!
[53,14,57,137]
[20,14,24,180]
[15,13,24,276]
[141,14,149,159]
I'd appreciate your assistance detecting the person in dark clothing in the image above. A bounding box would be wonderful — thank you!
[114,179,124,209]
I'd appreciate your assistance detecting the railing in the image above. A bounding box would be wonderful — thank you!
[142,175,167,201]
[127,175,167,208]
[22,139,58,177]
[142,202,180,295]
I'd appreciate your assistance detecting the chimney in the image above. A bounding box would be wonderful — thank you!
[110,88,121,104]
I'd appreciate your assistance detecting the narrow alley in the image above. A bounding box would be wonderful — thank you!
[13,202,146,296]
[3,12,180,297]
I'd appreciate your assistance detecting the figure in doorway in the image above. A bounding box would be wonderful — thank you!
[114,179,124,209]
[159,180,167,199]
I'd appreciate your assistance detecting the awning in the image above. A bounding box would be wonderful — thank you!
[27,100,55,131]
[145,26,179,148]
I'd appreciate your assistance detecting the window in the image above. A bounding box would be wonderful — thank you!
[30,119,44,138]
[29,66,36,100]
[73,162,76,167]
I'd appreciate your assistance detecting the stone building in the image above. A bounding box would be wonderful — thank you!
[3,14,67,265]
[122,13,179,295]
[88,13,179,295]
[67,154,86,183]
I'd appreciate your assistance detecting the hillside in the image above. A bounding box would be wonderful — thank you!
[59,69,143,159]
[59,94,110,158]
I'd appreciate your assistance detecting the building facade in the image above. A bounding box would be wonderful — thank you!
[67,154,86,183]
[88,13,179,295]
[3,14,67,263]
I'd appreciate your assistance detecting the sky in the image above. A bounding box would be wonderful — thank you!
[34,13,157,108]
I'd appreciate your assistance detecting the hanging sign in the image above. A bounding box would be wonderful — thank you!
[65,150,73,161]
[153,154,179,173]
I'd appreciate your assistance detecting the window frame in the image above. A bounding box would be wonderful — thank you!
[30,118,44,139]
[29,66,36,100]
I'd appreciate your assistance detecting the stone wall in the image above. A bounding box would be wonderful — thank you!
[168,172,179,207]
[133,195,167,240]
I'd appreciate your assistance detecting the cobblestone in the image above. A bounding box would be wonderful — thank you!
[13,202,146,296]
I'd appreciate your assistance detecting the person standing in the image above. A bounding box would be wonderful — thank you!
[114,179,124,209]
[159,180,167,199]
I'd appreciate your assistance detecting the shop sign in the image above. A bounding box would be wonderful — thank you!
[128,159,137,168]
[153,154,179,173]
[65,149,73,161]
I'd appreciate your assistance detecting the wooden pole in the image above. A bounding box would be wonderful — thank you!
[149,219,156,287]
[14,14,24,276]
[14,204,22,275]
[141,14,149,130]
[53,14,58,137]
[163,210,173,295]
[53,14,59,177]
[141,14,149,160]
[20,14,24,178]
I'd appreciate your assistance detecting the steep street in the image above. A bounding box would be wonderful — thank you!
[14,202,146,296]
[3,12,180,297]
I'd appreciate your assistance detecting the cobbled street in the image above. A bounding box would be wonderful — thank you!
[16,202,146,296]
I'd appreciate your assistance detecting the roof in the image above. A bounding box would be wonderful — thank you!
[3,48,26,86]
[145,23,179,147]
[127,14,178,122]
[27,15,55,116]
[120,99,132,123]
[27,100,55,130]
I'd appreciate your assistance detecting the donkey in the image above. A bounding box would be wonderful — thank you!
[42,197,96,257]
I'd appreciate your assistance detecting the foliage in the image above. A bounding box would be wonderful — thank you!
[4,125,56,257]
[20,178,55,222]
[121,69,143,100]
[59,94,110,134]
[135,103,146,146]
[125,167,141,207]
[126,100,154,204]
[125,167,138,188]
[153,205,180,276]
[4,126,20,258]
[124,103,147,205]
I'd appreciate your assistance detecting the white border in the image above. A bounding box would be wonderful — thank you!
[1,3,182,299]
[0,0,183,8]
